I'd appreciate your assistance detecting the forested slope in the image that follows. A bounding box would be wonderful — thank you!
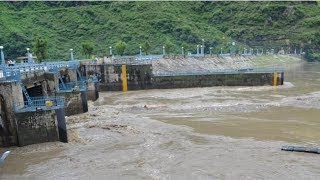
[0,1,319,61]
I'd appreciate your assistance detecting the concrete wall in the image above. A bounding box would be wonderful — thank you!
[152,73,276,89]
[58,91,88,116]
[87,81,99,101]
[98,64,153,91]
[93,64,281,91]
[15,110,58,146]
[0,81,24,146]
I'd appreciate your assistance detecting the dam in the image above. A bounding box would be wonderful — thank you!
[0,46,289,148]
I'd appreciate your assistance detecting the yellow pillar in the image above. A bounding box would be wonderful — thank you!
[273,72,278,86]
[121,65,128,92]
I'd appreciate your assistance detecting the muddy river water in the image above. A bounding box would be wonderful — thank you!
[1,61,320,179]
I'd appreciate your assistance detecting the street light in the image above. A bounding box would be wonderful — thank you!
[163,46,165,55]
[27,47,32,63]
[209,47,212,56]
[0,46,5,66]
[139,46,142,56]
[109,46,112,56]
[200,45,204,55]
[70,49,74,61]
[202,39,205,55]
[230,42,236,55]
[197,45,199,55]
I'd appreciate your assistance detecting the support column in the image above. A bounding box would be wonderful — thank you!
[273,72,278,86]
[56,108,68,143]
[81,91,88,112]
[121,65,128,92]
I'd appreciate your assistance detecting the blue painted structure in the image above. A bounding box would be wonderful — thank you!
[0,47,87,112]
[14,96,65,113]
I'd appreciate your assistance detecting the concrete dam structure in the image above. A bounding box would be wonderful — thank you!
[0,48,98,147]
[82,55,285,92]
[0,48,288,147]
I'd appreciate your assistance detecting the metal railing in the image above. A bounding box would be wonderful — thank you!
[135,55,163,61]
[107,55,163,65]
[0,61,80,81]
[14,96,65,113]
[154,67,284,77]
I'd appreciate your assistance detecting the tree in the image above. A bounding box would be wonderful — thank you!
[34,38,48,63]
[304,32,320,62]
[115,41,127,56]
[164,38,175,54]
[142,41,151,55]
[82,42,94,58]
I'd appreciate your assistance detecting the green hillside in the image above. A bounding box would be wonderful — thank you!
[0,1,319,61]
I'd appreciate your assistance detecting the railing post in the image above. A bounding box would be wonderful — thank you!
[27,48,33,64]
[0,46,5,66]
[70,49,74,61]
[0,46,6,79]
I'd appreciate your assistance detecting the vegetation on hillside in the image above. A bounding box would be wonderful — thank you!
[0,1,319,61]
[34,38,48,62]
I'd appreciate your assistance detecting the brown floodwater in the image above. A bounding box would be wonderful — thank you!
[1,60,320,179]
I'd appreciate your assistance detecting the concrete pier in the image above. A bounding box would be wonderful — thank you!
[0,81,23,146]
[57,91,88,116]
[87,81,99,101]
[15,110,59,146]
[0,68,91,147]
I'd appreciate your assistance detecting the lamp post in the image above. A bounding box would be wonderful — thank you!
[202,39,204,55]
[139,46,142,56]
[26,48,32,63]
[220,47,223,55]
[70,49,74,61]
[109,46,112,56]
[209,47,212,56]
[0,46,5,66]
[197,45,199,55]
[181,47,184,55]
[231,42,235,55]
[163,46,165,55]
